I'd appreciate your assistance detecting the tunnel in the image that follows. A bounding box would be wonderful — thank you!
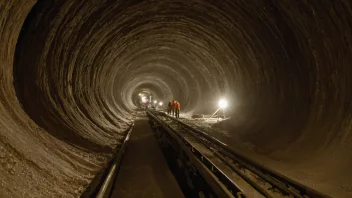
[0,0,352,197]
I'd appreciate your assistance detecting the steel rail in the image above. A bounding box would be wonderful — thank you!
[174,121,300,198]
[147,111,245,198]
[152,111,330,198]
[95,123,134,198]
[172,120,274,198]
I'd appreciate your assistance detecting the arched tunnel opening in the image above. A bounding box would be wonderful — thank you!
[1,0,352,197]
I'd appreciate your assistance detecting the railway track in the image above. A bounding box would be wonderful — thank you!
[147,110,330,198]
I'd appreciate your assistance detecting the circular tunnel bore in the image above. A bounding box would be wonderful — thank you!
[0,0,351,197]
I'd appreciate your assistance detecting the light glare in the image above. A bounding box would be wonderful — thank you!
[218,99,228,108]
[141,96,148,103]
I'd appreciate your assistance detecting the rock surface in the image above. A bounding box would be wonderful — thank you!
[0,0,351,197]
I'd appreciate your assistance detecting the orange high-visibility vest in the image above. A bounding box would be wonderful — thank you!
[175,102,180,110]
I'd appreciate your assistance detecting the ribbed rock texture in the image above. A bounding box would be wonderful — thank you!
[0,0,351,197]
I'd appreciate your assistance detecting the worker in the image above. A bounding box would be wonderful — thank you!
[171,99,176,116]
[167,101,172,115]
[175,101,180,119]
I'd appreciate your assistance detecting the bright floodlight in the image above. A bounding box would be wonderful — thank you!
[154,100,157,104]
[141,96,148,103]
[159,102,163,106]
[218,99,228,108]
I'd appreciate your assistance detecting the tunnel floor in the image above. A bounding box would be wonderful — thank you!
[110,114,184,198]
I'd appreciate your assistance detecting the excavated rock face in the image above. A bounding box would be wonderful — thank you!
[0,0,351,197]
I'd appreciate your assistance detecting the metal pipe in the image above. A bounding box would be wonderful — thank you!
[208,107,221,120]
[95,124,134,198]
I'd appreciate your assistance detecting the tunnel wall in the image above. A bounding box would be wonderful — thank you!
[0,1,131,197]
[14,0,131,152]
[1,0,352,197]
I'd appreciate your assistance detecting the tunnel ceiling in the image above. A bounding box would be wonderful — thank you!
[0,0,352,197]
